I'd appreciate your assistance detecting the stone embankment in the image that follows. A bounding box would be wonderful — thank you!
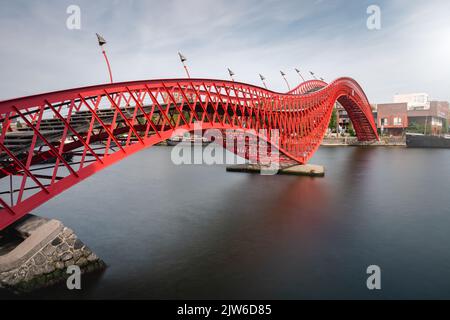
[321,136,406,146]
[0,215,105,293]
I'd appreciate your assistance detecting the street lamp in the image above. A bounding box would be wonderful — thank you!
[280,71,291,91]
[309,71,317,80]
[227,68,235,82]
[259,74,268,89]
[178,52,191,78]
[294,68,305,82]
[96,33,113,84]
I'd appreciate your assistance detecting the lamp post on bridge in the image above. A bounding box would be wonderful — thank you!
[96,33,114,84]
[309,71,317,80]
[295,68,306,82]
[280,71,291,91]
[259,74,268,89]
[178,52,191,78]
[227,68,236,82]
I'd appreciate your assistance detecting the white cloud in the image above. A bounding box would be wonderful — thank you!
[0,0,449,103]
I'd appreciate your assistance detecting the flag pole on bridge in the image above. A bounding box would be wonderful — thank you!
[294,68,306,82]
[96,33,114,84]
[178,52,191,79]
[259,74,268,89]
[228,68,235,82]
[280,71,291,91]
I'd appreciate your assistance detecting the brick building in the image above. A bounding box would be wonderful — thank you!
[373,99,449,136]
[407,101,449,135]
[376,103,409,136]
[335,103,350,131]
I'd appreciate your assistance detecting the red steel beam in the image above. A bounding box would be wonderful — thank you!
[0,77,379,230]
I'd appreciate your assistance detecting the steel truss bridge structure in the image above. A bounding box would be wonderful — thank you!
[0,78,378,230]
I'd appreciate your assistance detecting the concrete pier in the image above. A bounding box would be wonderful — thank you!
[226,163,325,177]
[0,215,105,294]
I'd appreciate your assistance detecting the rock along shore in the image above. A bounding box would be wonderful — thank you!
[0,215,105,294]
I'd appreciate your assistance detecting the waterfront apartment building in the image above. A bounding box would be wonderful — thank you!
[335,103,350,131]
[334,102,378,132]
[408,101,450,135]
[376,103,409,136]
[393,93,430,110]
[373,94,450,136]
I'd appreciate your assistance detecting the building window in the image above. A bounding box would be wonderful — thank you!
[381,118,388,126]
[393,117,402,125]
[431,117,442,127]
[415,96,425,103]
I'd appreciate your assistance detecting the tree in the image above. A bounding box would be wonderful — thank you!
[407,121,425,134]
[348,122,356,137]
[328,109,337,131]
[443,120,449,134]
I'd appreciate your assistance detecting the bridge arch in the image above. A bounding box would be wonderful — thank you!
[0,78,378,230]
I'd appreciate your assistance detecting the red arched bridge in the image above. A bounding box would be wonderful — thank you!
[0,78,378,230]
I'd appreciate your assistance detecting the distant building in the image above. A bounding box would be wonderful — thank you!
[335,102,378,134]
[335,103,350,131]
[393,93,430,110]
[376,103,408,136]
[373,95,449,136]
[408,101,449,135]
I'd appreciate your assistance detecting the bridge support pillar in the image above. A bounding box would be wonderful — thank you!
[0,215,105,294]
[226,164,325,177]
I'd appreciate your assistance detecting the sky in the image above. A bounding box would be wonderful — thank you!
[0,0,449,103]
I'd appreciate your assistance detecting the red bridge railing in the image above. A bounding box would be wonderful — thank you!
[0,78,378,230]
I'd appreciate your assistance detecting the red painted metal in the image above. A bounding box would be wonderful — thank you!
[102,50,114,84]
[0,77,378,230]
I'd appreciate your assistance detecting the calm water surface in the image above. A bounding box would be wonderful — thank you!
[2,146,450,299]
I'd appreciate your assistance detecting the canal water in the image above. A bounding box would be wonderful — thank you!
[2,146,450,299]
